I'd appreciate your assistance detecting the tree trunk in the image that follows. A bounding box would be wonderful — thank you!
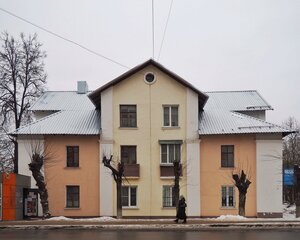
[173,161,181,209]
[13,141,18,173]
[239,192,246,216]
[116,180,122,219]
[28,154,50,218]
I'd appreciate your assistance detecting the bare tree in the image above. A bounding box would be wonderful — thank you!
[232,169,251,216]
[282,117,300,204]
[0,32,47,173]
[102,155,124,219]
[26,138,54,219]
[173,160,182,210]
[282,117,300,168]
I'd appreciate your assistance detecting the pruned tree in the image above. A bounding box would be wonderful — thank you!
[26,138,54,219]
[102,155,124,219]
[232,169,251,216]
[0,32,47,173]
[173,160,182,210]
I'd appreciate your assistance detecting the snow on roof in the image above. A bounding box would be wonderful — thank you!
[12,110,100,135]
[204,90,273,111]
[30,91,95,111]
[199,110,290,135]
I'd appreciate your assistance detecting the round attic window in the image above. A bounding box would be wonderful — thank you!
[144,72,156,84]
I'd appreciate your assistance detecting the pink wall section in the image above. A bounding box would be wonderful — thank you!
[200,134,257,217]
[44,136,100,217]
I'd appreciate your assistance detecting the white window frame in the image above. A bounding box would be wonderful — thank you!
[160,144,181,165]
[221,185,235,208]
[163,105,179,127]
[162,185,175,207]
[122,186,137,208]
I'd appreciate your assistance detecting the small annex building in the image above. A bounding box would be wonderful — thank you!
[12,59,291,218]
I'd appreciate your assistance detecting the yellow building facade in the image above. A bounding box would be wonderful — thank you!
[16,59,290,218]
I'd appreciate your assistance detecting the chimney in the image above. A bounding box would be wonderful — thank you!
[77,81,88,94]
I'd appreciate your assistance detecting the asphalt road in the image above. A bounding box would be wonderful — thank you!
[1,230,300,240]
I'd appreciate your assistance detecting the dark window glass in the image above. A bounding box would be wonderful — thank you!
[120,105,137,127]
[121,146,137,164]
[121,187,129,206]
[67,146,79,167]
[130,187,137,206]
[66,186,79,208]
[122,186,137,207]
[163,106,178,127]
[221,145,234,167]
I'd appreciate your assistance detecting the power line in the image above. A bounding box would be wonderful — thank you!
[152,0,155,59]
[158,0,174,60]
[0,7,130,69]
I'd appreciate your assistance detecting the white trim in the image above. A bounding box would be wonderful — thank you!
[144,72,157,85]
[221,185,235,208]
[256,138,283,214]
[162,105,179,127]
[160,143,181,164]
[100,87,114,216]
[122,186,137,208]
[186,88,201,216]
[162,185,175,208]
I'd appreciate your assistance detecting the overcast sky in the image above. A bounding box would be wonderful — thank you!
[0,0,299,125]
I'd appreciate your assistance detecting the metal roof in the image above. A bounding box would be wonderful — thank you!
[12,110,100,135]
[204,90,273,111]
[30,91,95,111]
[199,110,291,135]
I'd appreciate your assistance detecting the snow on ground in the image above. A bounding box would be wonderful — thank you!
[44,204,298,222]
[46,216,117,222]
[216,215,247,221]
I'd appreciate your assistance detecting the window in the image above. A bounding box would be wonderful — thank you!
[122,186,137,207]
[121,146,136,164]
[221,145,234,168]
[162,186,175,207]
[120,105,137,127]
[67,146,79,167]
[161,144,181,164]
[66,186,80,208]
[221,186,234,207]
[163,106,178,127]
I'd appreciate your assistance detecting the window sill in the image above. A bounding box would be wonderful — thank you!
[64,207,81,210]
[162,207,176,209]
[162,126,180,130]
[119,127,138,130]
[220,207,236,210]
[123,176,140,179]
[122,207,139,210]
[64,167,81,170]
[219,167,235,170]
[160,163,174,166]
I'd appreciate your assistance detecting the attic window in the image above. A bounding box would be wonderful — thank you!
[144,72,156,84]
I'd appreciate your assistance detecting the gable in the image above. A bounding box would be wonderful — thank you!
[88,59,208,109]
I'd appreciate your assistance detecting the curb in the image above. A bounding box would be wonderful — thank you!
[1,223,300,231]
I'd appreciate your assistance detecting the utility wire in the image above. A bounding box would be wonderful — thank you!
[158,0,174,60]
[152,0,155,59]
[0,7,130,69]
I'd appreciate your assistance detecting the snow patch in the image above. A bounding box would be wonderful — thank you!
[46,216,116,222]
[216,215,247,221]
